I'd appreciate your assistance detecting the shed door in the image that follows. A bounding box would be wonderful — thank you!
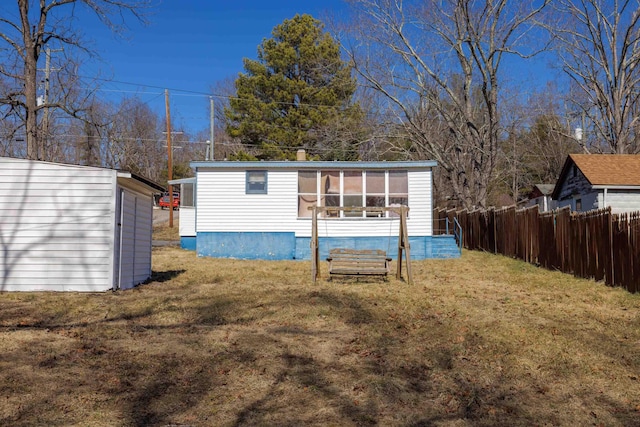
[117,190,138,290]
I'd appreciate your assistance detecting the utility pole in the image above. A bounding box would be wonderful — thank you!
[209,97,215,160]
[165,89,174,228]
[40,47,61,160]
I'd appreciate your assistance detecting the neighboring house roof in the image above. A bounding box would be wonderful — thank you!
[535,184,555,195]
[552,154,640,199]
[528,184,555,199]
[570,154,640,185]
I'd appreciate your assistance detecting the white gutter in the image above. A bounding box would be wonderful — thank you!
[592,185,640,190]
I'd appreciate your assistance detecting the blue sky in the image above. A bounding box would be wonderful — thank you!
[1,0,560,136]
[81,0,349,135]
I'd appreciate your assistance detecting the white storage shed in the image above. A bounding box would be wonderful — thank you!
[0,157,164,292]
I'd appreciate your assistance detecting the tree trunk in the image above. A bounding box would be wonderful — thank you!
[20,0,41,160]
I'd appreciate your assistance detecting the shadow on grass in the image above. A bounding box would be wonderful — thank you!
[2,279,639,426]
[0,296,238,426]
[233,351,378,427]
[148,269,186,283]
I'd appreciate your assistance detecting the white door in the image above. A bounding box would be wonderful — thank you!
[117,190,138,290]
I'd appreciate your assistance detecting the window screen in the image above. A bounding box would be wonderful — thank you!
[181,183,194,207]
[246,170,268,194]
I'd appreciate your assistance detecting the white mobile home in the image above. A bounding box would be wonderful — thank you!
[0,157,164,292]
[185,159,459,260]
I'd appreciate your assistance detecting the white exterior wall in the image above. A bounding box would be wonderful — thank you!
[600,190,640,214]
[197,168,298,232]
[1,158,116,291]
[196,167,432,238]
[179,206,196,236]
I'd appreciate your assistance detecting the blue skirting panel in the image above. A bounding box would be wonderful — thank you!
[196,232,460,260]
[197,232,296,260]
[180,236,196,251]
[296,235,460,260]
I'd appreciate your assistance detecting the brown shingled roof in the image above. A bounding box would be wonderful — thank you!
[570,154,640,186]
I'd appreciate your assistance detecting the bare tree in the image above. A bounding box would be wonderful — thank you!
[209,77,241,160]
[100,97,165,182]
[554,0,640,154]
[341,0,550,209]
[0,0,150,161]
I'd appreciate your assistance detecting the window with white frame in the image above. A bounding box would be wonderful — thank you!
[297,170,408,218]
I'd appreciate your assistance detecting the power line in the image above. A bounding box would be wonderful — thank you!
[70,73,362,109]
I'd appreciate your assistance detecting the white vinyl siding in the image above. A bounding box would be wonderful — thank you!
[0,158,115,291]
[133,193,153,286]
[197,169,297,232]
[601,190,640,214]
[118,190,136,289]
[179,206,196,236]
[407,169,432,235]
[117,191,152,290]
[0,157,157,292]
[196,167,433,238]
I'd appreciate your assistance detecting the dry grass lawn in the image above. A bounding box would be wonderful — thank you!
[1,227,639,426]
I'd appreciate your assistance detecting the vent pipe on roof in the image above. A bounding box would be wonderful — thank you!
[297,149,306,161]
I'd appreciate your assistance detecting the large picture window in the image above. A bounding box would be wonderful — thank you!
[298,170,409,218]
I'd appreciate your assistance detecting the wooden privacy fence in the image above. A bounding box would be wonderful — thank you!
[434,206,640,293]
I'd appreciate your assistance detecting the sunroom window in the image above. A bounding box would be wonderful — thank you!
[389,170,408,216]
[298,170,409,218]
[343,171,363,217]
[366,171,385,217]
[298,171,317,217]
[321,170,340,217]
